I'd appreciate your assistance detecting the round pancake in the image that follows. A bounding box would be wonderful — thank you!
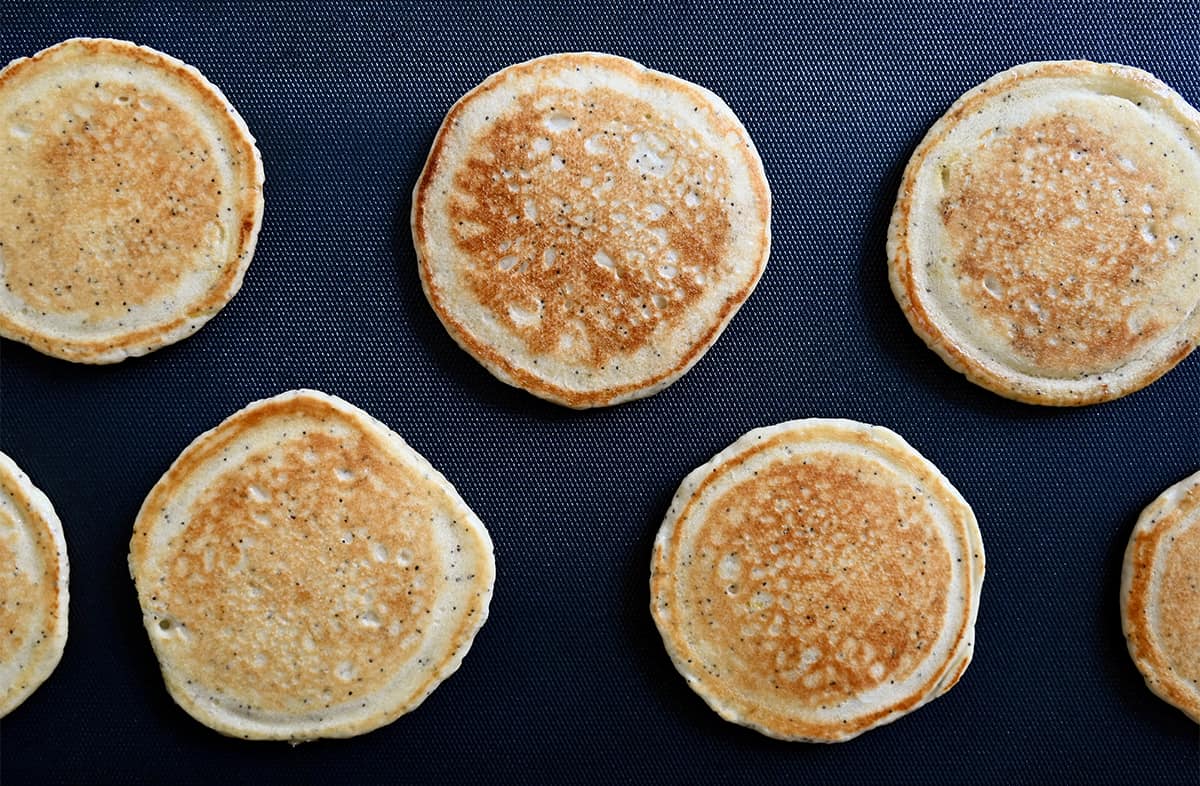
[1121,469,1200,723]
[0,451,69,718]
[888,61,1200,405]
[0,38,264,363]
[650,419,984,742]
[412,52,771,408]
[129,390,495,741]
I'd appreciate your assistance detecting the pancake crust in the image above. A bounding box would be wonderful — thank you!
[129,390,495,741]
[888,61,1200,405]
[412,52,770,408]
[1121,470,1200,723]
[650,420,984,742]
[0,451,69,718]
[0,38,264,363]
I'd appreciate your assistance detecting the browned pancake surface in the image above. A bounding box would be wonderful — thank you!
[0,38,263,362]
[889,61,1200,404]
[1123,471,1200,722]
[941,111,1189,376]
[131,391,494,740]
[451,89,730,366]
[0,453,69,718]
[161,429,442,714]
[1158,522,1200,690]
[651,420,983,742]
[4,74,222,318]
[684,452,951,710]
[414,53,770,407]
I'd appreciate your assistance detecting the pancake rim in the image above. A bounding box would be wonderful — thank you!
[650,418,984,742]
[0,37,265,363]
[412,51,771,408]
[1120,469,1200,723]
[0,451,69,719]
[128,389,496,741]
[887,60,1200,406]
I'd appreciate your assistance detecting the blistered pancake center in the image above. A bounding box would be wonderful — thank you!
[158,431,441,714]
[0,76,224,323]
[937,102,1200,377]
[1158,517,1200,688]
[451,89,732,365]
[682,453,951,709]
[0,510,39,665]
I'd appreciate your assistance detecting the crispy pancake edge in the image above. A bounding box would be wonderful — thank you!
[1121,469,1200,723]
[0,451,69,719]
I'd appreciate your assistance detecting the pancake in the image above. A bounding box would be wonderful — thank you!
[0,451,69,718]
[650,419,984,742]
[1121,469,1200,723]
[128,390,495,741]
[412,52,771,408]
[888,61,1200,405]
[0,38,264,363]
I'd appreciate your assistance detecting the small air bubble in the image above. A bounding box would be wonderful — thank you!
[546,114,574,132]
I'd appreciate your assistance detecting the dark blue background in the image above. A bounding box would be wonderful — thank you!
[1,2,1197,783]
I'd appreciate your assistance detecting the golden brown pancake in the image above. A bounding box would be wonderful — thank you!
[650,419,984,741]
[0,38,263,362]
[0,451,69,718]
[412,52,771,408]
[1121,469,1200,723]
[888,61,1200,405]
[129,390,495,741]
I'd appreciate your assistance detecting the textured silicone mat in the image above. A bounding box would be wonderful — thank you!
[1,2,1197,783]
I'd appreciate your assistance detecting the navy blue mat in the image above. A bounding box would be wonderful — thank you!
[1,2,1197,783]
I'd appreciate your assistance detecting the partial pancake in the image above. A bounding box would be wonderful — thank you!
[888,61,1200,405]
[0,451,69,718]
[129,390,495,741]
[1121,470,1200,723]
[412,53,770,408]
[650,420,984,741]
[0,38,264,362]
